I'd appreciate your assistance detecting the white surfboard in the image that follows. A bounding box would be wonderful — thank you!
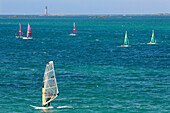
[121,45,129,47]
[147,42,156,45]
[23,37,32,40]
[30,105,53,109]
[69,33,76,36]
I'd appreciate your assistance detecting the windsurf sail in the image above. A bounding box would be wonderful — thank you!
[150,30,156,43]
[73,22,77,34]
[42,61,59,106]
[124,31,129,45]
[27,24,31,37]
[18,24,22,36]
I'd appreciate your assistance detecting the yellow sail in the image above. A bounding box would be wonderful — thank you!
[42,61,59,106]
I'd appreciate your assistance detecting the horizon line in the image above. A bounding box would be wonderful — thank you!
[0,13,170,16]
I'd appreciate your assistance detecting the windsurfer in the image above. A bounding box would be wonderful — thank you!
[43,92,51,107]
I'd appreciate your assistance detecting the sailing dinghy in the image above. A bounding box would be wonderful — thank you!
[23,24,32,39]
[70,22,77,36]
[31,61,59,109]
[147,30,156,44]
[16,24,23,38]
[121,31,129,47]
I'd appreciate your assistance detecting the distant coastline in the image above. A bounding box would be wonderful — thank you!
[41,14,66,16]
[0,13,170,18]
[0,16,38,18]
[41,13,170,16]
[89,16,110,18]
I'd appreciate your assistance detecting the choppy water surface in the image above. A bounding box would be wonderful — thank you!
[0,16,169,112]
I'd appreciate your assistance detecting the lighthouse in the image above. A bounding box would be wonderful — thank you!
[45,6,47,15]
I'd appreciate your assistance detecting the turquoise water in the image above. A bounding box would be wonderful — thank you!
[0,16,169,112]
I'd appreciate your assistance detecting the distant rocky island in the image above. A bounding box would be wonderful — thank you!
[0,16,37,18]
[41,14,66,16]
[152,13,170,16]
[89,16,110,18]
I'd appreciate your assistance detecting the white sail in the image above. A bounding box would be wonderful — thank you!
[42,61,59,106]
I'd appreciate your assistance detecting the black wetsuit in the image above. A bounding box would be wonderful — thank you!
[43,98,51,107]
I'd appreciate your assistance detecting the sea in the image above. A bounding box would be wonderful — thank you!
[0,15,169,112]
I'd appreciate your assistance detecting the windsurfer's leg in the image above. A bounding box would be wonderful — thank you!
[46,98,51,107]
[43,104,47,107]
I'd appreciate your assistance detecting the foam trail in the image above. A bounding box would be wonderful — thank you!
[57,106,73,109]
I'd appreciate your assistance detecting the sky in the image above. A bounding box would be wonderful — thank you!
[0,0,170,15]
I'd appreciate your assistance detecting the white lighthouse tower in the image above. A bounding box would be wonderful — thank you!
[45,6,47,15]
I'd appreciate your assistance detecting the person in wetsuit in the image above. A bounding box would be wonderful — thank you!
[43,92,51,107]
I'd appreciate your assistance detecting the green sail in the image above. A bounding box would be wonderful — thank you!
[151,30,156,43]
[124,31,129,45]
